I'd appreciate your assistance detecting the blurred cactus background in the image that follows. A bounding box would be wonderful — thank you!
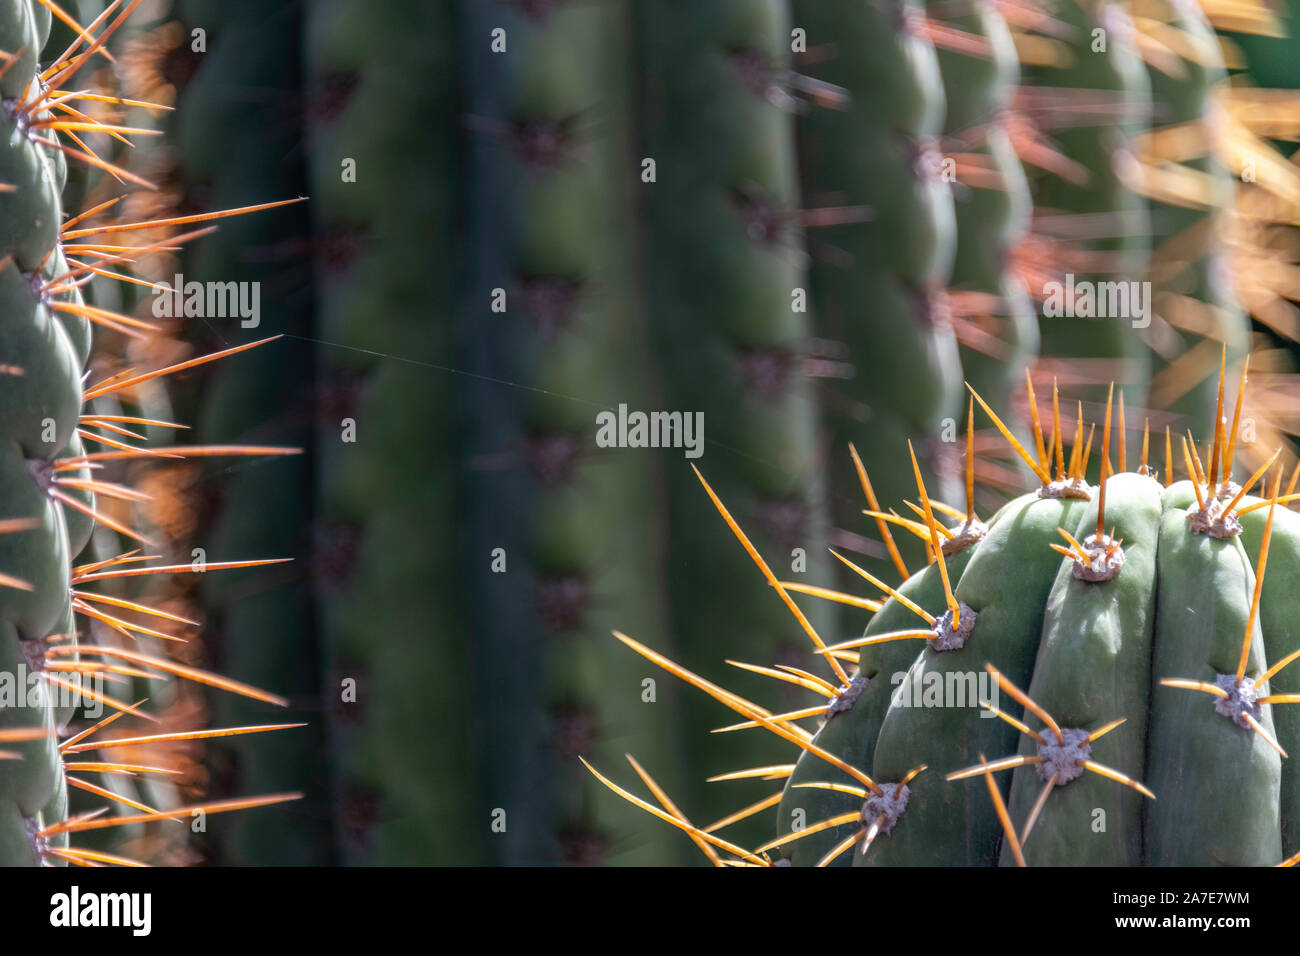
[44,0,1300,864]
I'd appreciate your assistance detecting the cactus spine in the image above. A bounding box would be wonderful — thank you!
[0,0,303,867]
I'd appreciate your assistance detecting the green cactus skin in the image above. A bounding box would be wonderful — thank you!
[306,0,487,865]
[796,0,963,577]
[1024,0,1151,414]
[776,545,975,866]
[1143,480,1280,865]
[865,491,1085,866]
[631,0,839,848]
[455,0,693,866]
[172,0,331,865]
[1000,473,1160,865]
[928,0,1038,422]
[0,0,93,866]
[1137,0,1251,436]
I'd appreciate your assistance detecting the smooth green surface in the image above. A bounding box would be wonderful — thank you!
[1145,482,1281,865]
[1002,473,1161,866]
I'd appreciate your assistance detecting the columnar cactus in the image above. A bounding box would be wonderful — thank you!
[796,0,962,577]
[1128,0,1252,434]
[1021,0,1152,415]
[0,1,88,864]
[632,0,837,844]
[1,0,301,866]
[307,0,487,865]
[928,0,1038,424]
[464,0,707,865]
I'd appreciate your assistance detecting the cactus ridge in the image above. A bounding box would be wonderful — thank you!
[588,357,1300,867]
[629,0,838,849]
[1127,0,1252,434]
[798,0,964,585]
[926,0,1039,424]
[1017,0,1153,417]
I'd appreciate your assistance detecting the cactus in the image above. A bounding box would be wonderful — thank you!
[589,360,1300,867]
[1019,0,1152,415]
[1126,0,1252,434]
[630,0,839,846]
[306,0,485,865]
[454,0,700,865]
[171,0,331,864]
[0,0,301,866]
[307,0,685,864]
[0,1,84,866]
[795,0,963,578]
[928,0,1039,433]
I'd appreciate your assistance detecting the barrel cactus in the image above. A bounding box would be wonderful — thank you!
[588,359,1300,867]
[0,0,301,866]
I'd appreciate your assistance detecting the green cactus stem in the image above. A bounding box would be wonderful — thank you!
[1128,0,1252,436]
[630,0,839,848]
[796,0,963,581]
[1019,0,1152,417]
